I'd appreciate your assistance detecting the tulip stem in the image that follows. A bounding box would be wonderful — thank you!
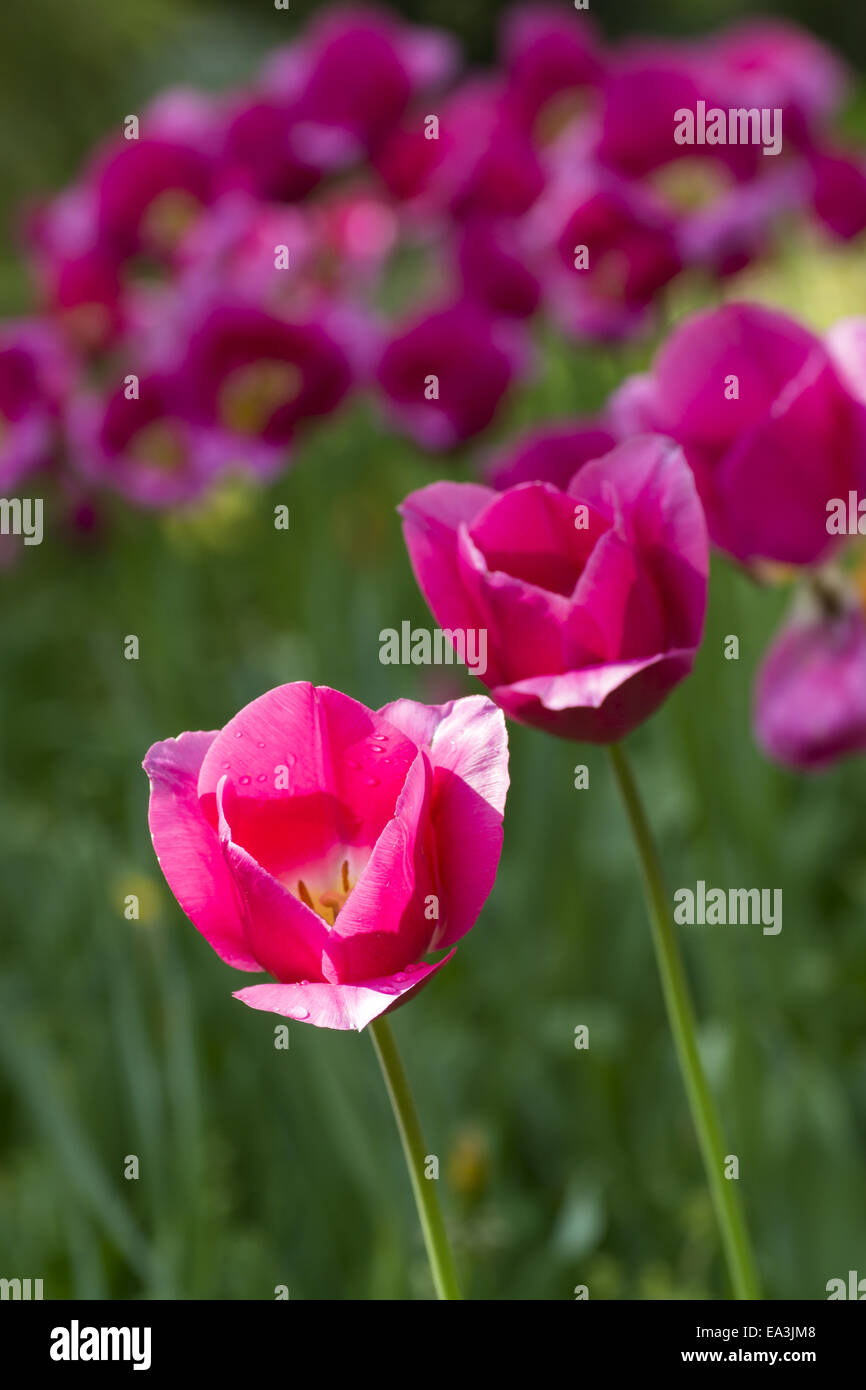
[607,742,761,1300]
[369,1015,462,1300]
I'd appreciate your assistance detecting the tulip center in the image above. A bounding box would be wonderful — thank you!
[219,360,302,435]
[128,419,188,472]
[296,858,353,926]
[142,190,202,253]
[649,158,731,213]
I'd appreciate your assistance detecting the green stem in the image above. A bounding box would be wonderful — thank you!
[369,1015,462,1300]
[607,743,761,1300]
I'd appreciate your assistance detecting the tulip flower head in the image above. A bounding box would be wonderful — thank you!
[144,684,508,1029]
[754,577,866,770]
[400,434,708,742]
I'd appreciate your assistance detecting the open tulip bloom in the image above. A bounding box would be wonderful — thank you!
[144,681,508,1298]
[400,433,761,1298]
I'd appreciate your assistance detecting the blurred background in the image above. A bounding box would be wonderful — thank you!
[1,0,866,1301]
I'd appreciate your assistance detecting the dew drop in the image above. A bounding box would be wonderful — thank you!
[363,776,380,787]
[239,775,251,785]
[256,773,267,783]
[299,980,309,987]
[256,740,266,749]
[370,743,385,753]
[221,761,231,770]
[295,1007,310,1020]
[234,731,244,739]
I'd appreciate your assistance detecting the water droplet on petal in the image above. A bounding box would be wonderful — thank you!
[295,1007,310,1020]
[234,731,244,739]
[370,743,385,753]
[239,775,251,786]
[363,776,379,787]
[256,773,267,783]
[256,741,266,749]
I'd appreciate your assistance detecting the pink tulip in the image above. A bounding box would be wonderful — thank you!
[400,435,708,742]
[754,598,866,770]
[808,145,866,241]
[176,301,353,448]
[68,371,277,507]
[144,685,508,1030]
[455,216,541,321]
[87,91,223,261]
[376,300,522,450]
[0,320,73,488]
[218,97,326,204]
[374,79,545,221]
[606,303,866,567]
[527,165,682,340]
[263,5,458,158]
[499,3,604,135]
[596,40,753,181]
[711,20,847,151]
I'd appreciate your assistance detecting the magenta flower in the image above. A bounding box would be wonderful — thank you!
[263,5,457,158]
[85,92,222,262]
[677,165,807,279]
[528,166,682,340]
[455,216,541,320]
[606,303,866,567]
[485,419,616,491]
[711,19,847,151]
[176,302,353,450]
[69,372,270,507]
[400,435,708,742]
[596,41,735,180]
[0,320,72,488]
[499,3,604,135]
[144,684,508,1030]
[375,80,545,221]
[377,300,522,450]
[808,145,866,241]
[754,598,866,771]
[218,97,326,204]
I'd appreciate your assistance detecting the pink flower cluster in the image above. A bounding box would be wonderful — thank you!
[3,4,865,508]
[470,302,866,771]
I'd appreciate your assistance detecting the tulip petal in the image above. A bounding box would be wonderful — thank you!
[491,649,696,743]
[378,695,508,947]
[233,949,456,1031]
[215,777,333,983]
[198,682,417,874]
[143,731,260,971]
[399,480,495,638]
[327,750,437,979]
